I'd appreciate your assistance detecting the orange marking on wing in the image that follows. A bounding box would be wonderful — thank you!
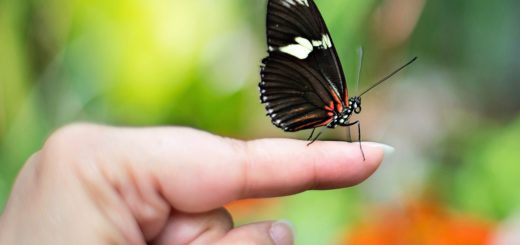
[324,101,334,111]
[329,89,344,112]
[337,103,344,113]
[327,111,334,117]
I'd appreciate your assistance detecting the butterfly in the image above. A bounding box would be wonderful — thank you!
[259,0,416,158]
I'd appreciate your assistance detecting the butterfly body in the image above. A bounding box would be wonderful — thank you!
[327,96,361,129]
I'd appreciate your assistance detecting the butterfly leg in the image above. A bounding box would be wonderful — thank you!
[346,126,352,142]
[307,128,316,141]
[306,129,323,146]
[345,120,365,161]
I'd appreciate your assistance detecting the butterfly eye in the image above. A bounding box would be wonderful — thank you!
[355,107,362,113]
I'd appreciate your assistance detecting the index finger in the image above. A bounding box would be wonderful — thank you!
[54,124,386,212]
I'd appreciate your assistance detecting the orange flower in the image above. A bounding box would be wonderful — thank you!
[342,200,494,245]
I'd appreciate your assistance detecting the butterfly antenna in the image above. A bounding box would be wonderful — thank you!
[359,57,418,97]
[355,47,364,94]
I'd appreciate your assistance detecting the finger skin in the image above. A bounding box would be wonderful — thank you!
[242,138,383,196]
[68,124,383,211]
[0,123,384,244]
[215,221,294,245]
[152,208,233,245]
[0,149,139,244]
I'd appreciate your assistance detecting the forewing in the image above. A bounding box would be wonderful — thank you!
[266,0,348,100]
[259,0,348,131]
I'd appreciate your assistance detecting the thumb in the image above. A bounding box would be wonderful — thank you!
[216,220,294,245]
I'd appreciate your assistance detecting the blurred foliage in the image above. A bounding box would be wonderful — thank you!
[1,0,520,243]
[450,116,520,220]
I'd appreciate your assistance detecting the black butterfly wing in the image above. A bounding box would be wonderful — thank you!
[260,0,348,131]
[260,52,338,131]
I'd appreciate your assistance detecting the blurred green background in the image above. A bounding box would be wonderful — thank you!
[1,0,519,243]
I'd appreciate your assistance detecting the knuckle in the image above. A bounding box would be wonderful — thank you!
[43,123,99,154]
[39,123,103,171]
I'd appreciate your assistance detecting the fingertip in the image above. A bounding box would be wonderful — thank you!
[242,139,386,194]
[361,142,395,156]
[215,220,294,245]
[359,141,388,174]
[270,220,295,245]
[306,141,385,189]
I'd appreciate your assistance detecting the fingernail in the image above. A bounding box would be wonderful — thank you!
[362,142,395,156]
[270,220,294,245]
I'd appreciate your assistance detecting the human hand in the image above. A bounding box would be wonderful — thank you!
[0,123,386,244]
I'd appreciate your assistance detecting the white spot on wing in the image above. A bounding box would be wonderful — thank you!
[311,34,333,49]
[295,0,309,6]
[279,44,310,59]
[322,34,332,48]
[278,37,313,59]
[295,37,312,50]
[283,0,296,7]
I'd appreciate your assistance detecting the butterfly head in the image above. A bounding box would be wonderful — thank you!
[348,96,362,114]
